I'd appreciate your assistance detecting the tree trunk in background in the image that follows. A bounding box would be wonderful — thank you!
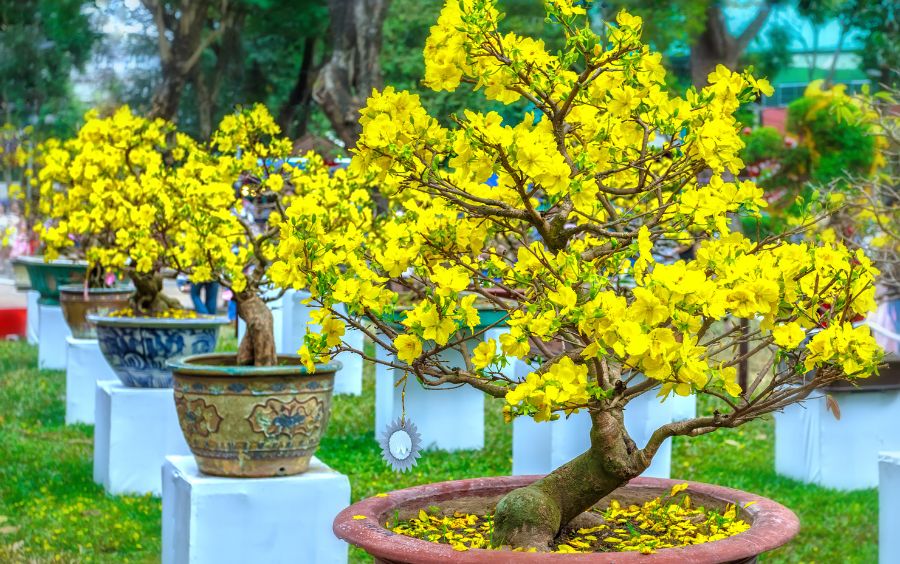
[690,3,772,86]
[278,36,318,138]
[313,0,391,148]
[141,0,223,122]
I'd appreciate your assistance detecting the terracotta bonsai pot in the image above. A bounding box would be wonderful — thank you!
[334,475,800,563]
[167,353,339,478]
[20,256,88,305]
[59,284,133,339]
[10,258,31,290]
[89,314,229,388]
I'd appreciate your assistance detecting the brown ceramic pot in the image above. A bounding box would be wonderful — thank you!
[168,353,339,478]
[333,475,800,563]
[59,285,133,339]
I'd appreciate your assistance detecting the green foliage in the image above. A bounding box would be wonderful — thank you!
[786,93,876,184]
[741,126,786,164]
[0,0,97,138]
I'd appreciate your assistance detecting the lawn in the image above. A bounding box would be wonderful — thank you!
[0,338,877,562]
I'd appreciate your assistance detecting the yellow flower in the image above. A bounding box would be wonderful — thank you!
[471,339,497,370]
[394,334,423,365]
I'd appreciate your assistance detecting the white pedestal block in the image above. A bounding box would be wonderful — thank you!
[375,337,484,451]
[511,361,675,478]
[775,389,900,490]
[65,337,117,425]
[238,290,362,395]
[26,290,39,345]
[161,455,349,564]
[38,304,71,370]
[880,451,900,564]
[93,381,190,495]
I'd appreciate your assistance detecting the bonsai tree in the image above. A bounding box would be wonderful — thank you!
[173,104,372,365]
[36,106,196,309]
[273,1,883,549]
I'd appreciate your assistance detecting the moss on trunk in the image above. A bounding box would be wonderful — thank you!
[235,293,277,366]
[492,409,647,550]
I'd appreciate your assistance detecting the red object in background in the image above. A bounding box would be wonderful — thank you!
[0,308,27,338]
[761,107,788,134]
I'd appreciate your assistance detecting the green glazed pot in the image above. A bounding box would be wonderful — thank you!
[168,353,339,478]
[10,258,31,290]
[19,256,89,305]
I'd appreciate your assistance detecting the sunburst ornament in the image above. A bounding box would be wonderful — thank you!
[379,418,422,472]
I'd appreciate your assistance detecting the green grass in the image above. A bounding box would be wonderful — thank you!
[0,338,877,562]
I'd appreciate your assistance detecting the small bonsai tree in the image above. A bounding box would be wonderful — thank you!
[274,1,883,549]
[173,104,371,366]
[37,106,196,309]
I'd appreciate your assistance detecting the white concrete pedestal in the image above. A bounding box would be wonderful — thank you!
[239,290,363,395]
[775,389,900,490]
[65,337,117,425]
[93,381,190,495]
[26,290,39,345]
[880,451,900,564]
[37,303,71,370]
[375,337,484,451]
[161,455,350,564]
[511,363,683,478]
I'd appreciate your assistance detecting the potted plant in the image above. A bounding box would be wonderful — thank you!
[165,105,368,477]
[273,2,883,558]
[36,107,228,387]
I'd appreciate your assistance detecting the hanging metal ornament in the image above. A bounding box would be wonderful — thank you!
[379,417,422,472]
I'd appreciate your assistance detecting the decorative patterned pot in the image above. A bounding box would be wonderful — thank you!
[334,476,800,563]
[10,258,31,290]
[168,353,338,478]
[59,285,133,339]
[89,314,229,388]
[20,256,89,305]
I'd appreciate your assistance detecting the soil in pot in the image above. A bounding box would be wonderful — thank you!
[168,353,338,478]
[59,285,133,339]
[390,483,748,554]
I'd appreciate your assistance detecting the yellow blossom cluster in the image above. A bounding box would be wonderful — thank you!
[36,106,195,275]
[391,483,750,554]
[271,0,882,420]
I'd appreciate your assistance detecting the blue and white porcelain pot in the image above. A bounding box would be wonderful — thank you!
[88,314,230,388]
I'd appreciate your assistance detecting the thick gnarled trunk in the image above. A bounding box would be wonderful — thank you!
[690,4,771,86]
[129,271,182,315]
[235,292,277,366]
[492,409,647,549]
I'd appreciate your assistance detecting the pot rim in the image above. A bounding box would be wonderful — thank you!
[16,255,89,267]
[59,284,135,295]
[332,475,800,563]
[87,313,231,329]
[167,352,340,376]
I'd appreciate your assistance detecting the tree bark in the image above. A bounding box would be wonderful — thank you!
[312,0,391,148]
[492,409,647,549]
[235,292,277,366]
[690,3,772,86]
[278,36,318,138]
[129,272,182,315]
[142,0,220,122]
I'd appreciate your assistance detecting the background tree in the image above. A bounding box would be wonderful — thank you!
[0,0,97,137]
[312,0,391,148]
